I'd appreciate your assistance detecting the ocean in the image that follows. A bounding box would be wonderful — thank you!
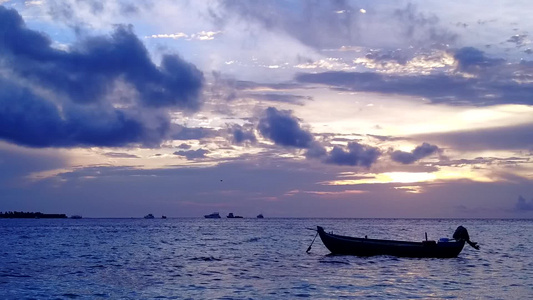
[1,218,532,299]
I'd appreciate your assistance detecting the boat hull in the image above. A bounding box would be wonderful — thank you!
[317,226,465,258]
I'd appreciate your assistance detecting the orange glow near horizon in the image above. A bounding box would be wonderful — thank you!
[322,168,496,188]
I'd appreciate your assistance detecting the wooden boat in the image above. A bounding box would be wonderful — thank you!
[315,226,478,258]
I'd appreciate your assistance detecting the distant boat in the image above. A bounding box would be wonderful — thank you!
[162,215,167,219]
[204,212,221,219]
[256,214,264,219]
[314,226,479,258]
[227,213,243,219]
[70,215,82,219]
[144,214,155,219]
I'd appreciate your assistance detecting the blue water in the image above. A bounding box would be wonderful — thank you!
[1,218,532,299]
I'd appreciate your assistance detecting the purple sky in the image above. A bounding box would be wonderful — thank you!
[0,0,532,218]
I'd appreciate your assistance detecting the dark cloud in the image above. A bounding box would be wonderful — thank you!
[0,6,204,148]
[415,123,533,152]
[230,125,257,145]
[507,34,528,48]
[0,7,203,108]
[177,143,192,150]
[173,149,209,160]
[323,142,381,168]
[390,143,440,164]
[0,79,165,148]
[257,107,313,148]
[256,107,381,168]
[453,47,504,72]
[305,142,328,159]
[515,195,533,211]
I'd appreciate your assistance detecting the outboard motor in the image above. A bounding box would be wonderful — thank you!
[453,226,480,250]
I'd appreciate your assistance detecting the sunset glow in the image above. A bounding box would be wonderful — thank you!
[0,1,532,218]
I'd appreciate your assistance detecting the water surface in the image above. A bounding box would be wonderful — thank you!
[1,218,532,299]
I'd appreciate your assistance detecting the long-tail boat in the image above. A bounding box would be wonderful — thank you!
[314,226,479,258]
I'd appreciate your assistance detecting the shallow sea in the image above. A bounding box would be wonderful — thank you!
[1,218,532,299]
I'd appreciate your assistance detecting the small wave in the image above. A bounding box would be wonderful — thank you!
[87,264,106,269]
[61,293,80,299]
[0,274,31,278]
[189,256,222,262]
[319,260,350,265]
[92,293,109,297]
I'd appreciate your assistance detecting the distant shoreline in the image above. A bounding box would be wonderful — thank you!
[0,211,67,219]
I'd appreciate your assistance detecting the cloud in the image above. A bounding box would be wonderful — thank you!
[515,195,533,211]
[256,107,381,168]
[453,47,504,72]
[171,125,216,141]
[257,107,313,148]
[177,143,191,150]
[103,152,140,158]
[216,1,455,50]
[390,143,440,164]
[507,34,529,48]
[47,0,143,22]
[251,93,311,105]
[0,79,166,148]
[173,149,209,160]
[295,52,533,107]
[295,71,480,105]
[392,3,457,46]
[415,123,533,151]
[323,142,381,168]
[230,125,256,145]
[5,6,205,104]
[0,7,203,108]
[0,6,205,148]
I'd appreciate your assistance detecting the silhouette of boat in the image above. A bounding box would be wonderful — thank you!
[256,214,264,219]
[204,212,221,219]
[315,226,479,258]
[70,215,82,219]
[144,214,155,219]
[161,215,167,219]
[227,213,243,218]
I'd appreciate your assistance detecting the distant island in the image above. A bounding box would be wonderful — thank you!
[0,211,68,219]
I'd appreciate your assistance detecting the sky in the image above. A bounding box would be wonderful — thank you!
[0,0,532,218]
